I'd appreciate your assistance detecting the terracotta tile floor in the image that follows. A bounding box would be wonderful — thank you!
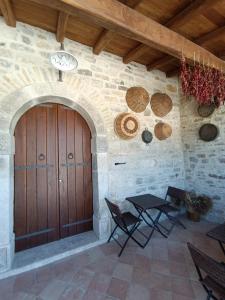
[0,218,224,300]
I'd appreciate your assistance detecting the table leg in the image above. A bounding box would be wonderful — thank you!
[145,210,168,238]
[133,206,167,247]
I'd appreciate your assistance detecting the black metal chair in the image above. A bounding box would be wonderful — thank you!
[105,198,144,256]
[187,242,225,300]
[207,223,225,257]
[157,186,186,234]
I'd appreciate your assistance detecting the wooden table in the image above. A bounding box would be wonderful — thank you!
[126,194,168,247]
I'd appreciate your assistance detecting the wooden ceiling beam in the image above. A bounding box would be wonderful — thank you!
[56,11,69,42]
[123,44,148,64]
[93,0,142,55]
[166,67,180,78]
[29,0,225,72]
[93,29,115,55]
[166,49,225,78]
[125,0,142,9]
[123,0,221,65]
[0,0,16,27]
[165,0,221,29]
[147,55,176,71]
[148,23,225,71]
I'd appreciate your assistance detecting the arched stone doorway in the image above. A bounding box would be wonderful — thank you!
[0,79,110,273]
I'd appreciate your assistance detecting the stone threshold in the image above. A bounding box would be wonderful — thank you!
[0,231,107,280]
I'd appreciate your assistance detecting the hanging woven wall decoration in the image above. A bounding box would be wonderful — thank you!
[150,93,173,117]
[197,103,215,118]
[126,87,149,113]
[154,122,172,140]
[199,124,218,142]
[114,113,140,140]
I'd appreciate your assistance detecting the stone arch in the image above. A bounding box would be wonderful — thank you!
[0,69,110,273]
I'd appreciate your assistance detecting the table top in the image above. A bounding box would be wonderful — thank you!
[207,223,225,243]
[126,194,168,211]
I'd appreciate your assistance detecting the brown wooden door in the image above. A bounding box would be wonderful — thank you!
[14,103,93,252]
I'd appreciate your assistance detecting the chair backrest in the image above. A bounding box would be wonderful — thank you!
[105,198,127,228]
[187,242,225,289]
[165,186,186,206]
[105,198,122,219]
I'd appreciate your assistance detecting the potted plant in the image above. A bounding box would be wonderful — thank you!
[184,193,213,222]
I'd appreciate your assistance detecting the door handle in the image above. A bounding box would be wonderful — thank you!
[59,179,63,183]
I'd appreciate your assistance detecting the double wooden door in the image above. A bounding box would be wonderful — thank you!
[14,103,93,252]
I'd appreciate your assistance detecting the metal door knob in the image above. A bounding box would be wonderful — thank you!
[59,179,63,183]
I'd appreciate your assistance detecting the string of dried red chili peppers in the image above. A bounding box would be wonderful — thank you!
[180,57,225,107]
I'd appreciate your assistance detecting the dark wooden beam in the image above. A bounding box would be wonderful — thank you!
[29,0,225,72]
[148,24,225,71]
[123,44,148,64]
[125,0,142,9]
[124,0,221,65]
[56,11,69,42]
[166,49,225,77]
[165,0,221,29]
[0,0,16,27]
[166,67,180,78]
[93,0,142,55]
[196,25,225,45]
[147,55,176,71]
[93,29,115,55]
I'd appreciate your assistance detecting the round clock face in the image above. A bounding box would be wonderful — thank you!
[50,51,78,71]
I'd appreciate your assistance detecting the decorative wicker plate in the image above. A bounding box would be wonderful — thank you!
[150,93,173,117]
[142,129,153,144]
[154,122,172,140]
[114,113,140,140]
[198,103,215,118]
[126,87,149,113]
[199,124,218,142]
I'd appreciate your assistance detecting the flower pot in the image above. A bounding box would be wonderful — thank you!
[187,210,200,222]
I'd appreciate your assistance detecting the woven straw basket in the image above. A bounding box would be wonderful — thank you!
[114,113,139,140]
[154,122,172,140]
[151,93,172,117]
[126,87,149,113]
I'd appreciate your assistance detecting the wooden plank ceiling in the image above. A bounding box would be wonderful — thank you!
[1,0,225,76]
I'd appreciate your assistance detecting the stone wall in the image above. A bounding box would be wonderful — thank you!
[0,17,184,271]
[0,17,184,201]
[180,95,225,223]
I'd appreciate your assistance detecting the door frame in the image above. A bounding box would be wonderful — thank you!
[0,82,110,273]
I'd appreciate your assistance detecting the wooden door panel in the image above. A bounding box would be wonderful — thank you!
[14,103,93,251]
[14,115,27,251]
[74,113,85,234]
[58,104,69,238]
[46,104,60,242]
[26,107,38,249]
[14,104,59,251]
[58,105,93,237]
[66,109,77,236]
[82,119,93,232]
[36,106,48,246]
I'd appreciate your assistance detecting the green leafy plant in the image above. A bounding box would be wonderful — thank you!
[184,193,213,215]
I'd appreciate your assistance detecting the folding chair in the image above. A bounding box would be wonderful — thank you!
[187,242,225,300]
[105,198,144,256]
[157,186,186,234]
[207,223,225,257]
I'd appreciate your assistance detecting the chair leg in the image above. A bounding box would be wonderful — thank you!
[118,223,144,256]
[218,241,225,256]
[177,219,186,229]
[206,290,214,300]
[108,225,118,243]
[118,234,131,257]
